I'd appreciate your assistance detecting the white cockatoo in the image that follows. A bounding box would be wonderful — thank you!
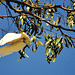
[0,32,32,57]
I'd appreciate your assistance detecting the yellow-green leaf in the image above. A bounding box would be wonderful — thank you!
[37,40,43,45]
[51,58,56,62]
[23,52,29,58]
[27,6,30,11]
[45,38,52,45]
[45,48,51,56]
[56,17,59,25]
[55,38,60,45]
[64,38,69,48]
[21,19,23,25]
[31,36,36,41]
[46,23,49,27]
[46,12,50,18]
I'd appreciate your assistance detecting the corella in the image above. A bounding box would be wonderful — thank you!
[0,32,32,57]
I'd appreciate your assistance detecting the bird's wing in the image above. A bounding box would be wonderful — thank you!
[0,33,22,46]
[0,41,26,57]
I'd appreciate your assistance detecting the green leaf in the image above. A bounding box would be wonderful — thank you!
[51,50,54,57]
[37,40,43,45]
[20,28,23,32]
[31,36,36,41]
[52,20,56,25]
[18,56,22,61]
[21,19,23,25]
[66,37,73,48]
[47,33,51,38]
[64,38,69,48]
[46,12,50,18]
[32,43,38,52]
[22,51,29,58]
[48,3,52,6]
[14,4,20,8]
[56,37,63,47]
[36,36,41,39]
[23,15,26,19]
[56,28,60,31]
[48,9,51,12]
[51,58,56,62]
[59,37,63,43]
[45,48,51,56]
[58,43,62,48]
[68,24,72,29]
[57,46,63,55]
[19,16,24,25]
[56,17,60,25]
[32,39,43,52]
[27,6,30,11]
[46,23,49,27]
[18,50,28,61]
[66,36,71,42]
[36,42,40,47]
[72,23,75,28]
[67,5,69,9]
[45,38,52,45]
[50,12,54,20]
[32,46,37,52]
[20,16,22,19]
[46,57,50,64]
[55,38,60,45]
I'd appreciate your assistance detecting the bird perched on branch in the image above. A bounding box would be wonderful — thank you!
[0,32,32,57]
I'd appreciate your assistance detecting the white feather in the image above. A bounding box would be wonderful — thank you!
[0,32,32,57]
[0,33,21,46]
[0,41,26,57]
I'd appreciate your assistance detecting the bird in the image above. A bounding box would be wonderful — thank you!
[0,32,32,57]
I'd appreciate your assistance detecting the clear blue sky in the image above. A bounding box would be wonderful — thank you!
[0,0,75,75]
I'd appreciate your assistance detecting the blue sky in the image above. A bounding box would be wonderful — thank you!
[0,0,75,75]
[0,45,75,75]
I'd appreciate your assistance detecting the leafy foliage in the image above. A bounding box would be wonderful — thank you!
[0,0,75,63]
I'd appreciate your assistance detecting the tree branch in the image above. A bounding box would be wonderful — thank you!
[13,1,75,11]
[0,15,18,18]
[4,2,75,32]
[1,1,75,33]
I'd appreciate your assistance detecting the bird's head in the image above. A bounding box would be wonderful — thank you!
[21,32,32,47]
